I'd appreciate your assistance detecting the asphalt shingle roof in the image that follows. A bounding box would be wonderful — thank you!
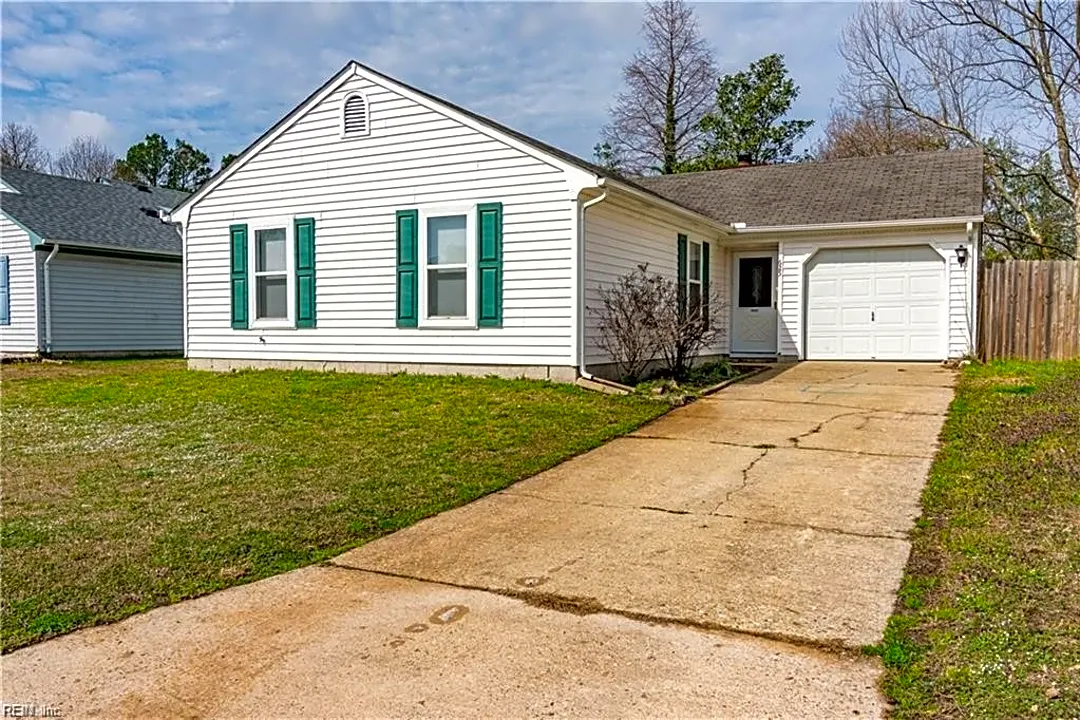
[633,149,985,227]
[0,167,187,255]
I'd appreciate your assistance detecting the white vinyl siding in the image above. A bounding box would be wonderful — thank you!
[583,195,727,365]
[184,74,576,367]
[778,229,975,360]
[48,254,182,353]
[0,216,39,354]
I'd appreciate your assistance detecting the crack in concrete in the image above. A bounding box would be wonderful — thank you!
[500,482,909,544]
[703,396,947,418]
[708,512,909,541]
[796,369,869,392]
[628,433,934,459]
[326,562,867,658]
[711,447,770,514]
[788,410,871,449]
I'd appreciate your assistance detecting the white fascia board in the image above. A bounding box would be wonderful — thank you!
[729,215,985,235]
[1,210,43,247]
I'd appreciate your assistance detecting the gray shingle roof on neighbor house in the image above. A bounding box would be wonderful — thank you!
[634,148,985,228]
[0,167,188,256]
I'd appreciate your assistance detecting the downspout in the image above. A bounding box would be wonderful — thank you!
[576,188,608,380]
[43,243,60,354]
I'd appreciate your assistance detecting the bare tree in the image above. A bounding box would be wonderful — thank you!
[597,0,716,174]
[815,93,951,160]
[839,0,1079,258]
[1,122,50,172]
[53,135,117,182]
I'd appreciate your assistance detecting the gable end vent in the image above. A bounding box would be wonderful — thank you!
[342,93,370,138]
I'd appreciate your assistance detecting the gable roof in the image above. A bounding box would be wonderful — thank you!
[171,60,983,232]
[0,167,187,256]
[170,61,691,223]
[634,149,985,228]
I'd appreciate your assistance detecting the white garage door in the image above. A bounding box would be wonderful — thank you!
[806,246,945,360]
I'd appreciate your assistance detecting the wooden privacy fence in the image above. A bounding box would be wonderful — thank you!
[978,260,1080,361]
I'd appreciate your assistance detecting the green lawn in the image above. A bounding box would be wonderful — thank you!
[0,360,667,651]
[873,360,1080,718]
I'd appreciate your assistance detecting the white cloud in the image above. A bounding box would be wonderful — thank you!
[2,73,37,91]
[0,2,858,162]
[33,109,115,152]
[7,33,115,76]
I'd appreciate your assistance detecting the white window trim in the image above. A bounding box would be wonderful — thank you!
[340,91,371,139]
[686,239,703,316]
[249,219,295,329]
[418,204,477,329]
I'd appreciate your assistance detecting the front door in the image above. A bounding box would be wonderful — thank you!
[732,252,778,355]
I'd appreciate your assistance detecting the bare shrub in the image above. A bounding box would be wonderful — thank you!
[651,274,724,379]
[591,264,726,383]
[592,265,665,382]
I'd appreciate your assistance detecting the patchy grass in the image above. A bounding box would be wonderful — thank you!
[635,359,745,404]
[870,360,1080,718]
[0,359,666,651]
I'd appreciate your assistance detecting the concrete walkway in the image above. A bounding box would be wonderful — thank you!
[3,362,955,718]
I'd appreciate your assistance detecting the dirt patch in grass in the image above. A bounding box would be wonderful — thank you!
[870,360,1080,719]
[0,360,667,651]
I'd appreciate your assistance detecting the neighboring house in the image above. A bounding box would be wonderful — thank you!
[0,168,187,357]
[168,61,984,382]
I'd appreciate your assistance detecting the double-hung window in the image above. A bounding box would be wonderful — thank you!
[419,206,475,327]
[252,222,292,326]
[686,239,703,320]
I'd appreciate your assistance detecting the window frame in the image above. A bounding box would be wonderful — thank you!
[249,219,294,329]
[340,91,371,139]
[686,239,703,320]
[417,204,477,329]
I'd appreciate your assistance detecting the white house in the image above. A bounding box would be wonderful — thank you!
[168,61,984,382]
[0,168,186,357]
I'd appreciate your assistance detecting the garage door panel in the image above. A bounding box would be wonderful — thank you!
[841,335,874,355]
[910,274,942,296]
[840,278,873,299]
[873,305,908,326]
[909,304,940,327]
[808,307,841,328]
[840,305,873,328]
[806,245,944,361]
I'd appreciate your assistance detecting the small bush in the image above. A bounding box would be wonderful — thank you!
[591,264,727,383]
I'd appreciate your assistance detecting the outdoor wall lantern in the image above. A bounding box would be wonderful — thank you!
[955,245,969,267]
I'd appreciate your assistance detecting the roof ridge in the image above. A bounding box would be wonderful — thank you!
[635,147,984,182]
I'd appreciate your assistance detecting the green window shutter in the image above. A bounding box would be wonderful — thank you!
[229,224,248,329]
[476,202,503,327]
[294,217,316,328]
[0,256,9,326]
[676,233,688,322]
[396,209,419,327]
[702,241,711,330]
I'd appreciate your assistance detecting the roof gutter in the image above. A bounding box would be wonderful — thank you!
[37,239,181,260]
[597,177,733,235]
[727,215,985,235]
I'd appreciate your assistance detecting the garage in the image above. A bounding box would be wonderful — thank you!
[805,245,946,360]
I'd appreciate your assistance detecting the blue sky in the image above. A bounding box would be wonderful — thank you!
[1,2,858,167]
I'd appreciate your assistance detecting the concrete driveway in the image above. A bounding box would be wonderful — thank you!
[3,362,955,718]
